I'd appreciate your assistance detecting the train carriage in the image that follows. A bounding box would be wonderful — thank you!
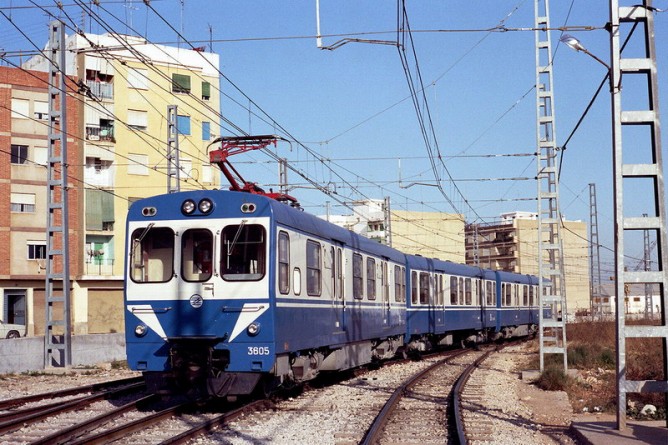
[125,189,407,397]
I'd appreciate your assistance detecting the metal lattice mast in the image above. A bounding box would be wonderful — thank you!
[44,20,72,368]
[167,105,180,193]
[610,0,668,429]
[535,0,568,373]
[589,183,603,319]
[642,223,653,318]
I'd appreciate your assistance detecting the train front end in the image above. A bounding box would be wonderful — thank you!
[124,190,277,397]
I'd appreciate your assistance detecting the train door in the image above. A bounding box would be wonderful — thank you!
[381,259,390,325]
[434,273,445,331]
[179,228,215,301]
[331,244,345,333]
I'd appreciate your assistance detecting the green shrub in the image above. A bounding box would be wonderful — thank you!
[536,365,570,391]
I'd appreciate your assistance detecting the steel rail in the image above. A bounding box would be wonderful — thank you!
[359,349,470,445]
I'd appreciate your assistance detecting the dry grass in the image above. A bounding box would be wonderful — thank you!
[533,320,665,419]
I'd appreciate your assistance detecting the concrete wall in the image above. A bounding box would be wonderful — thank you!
[0,333,126,374]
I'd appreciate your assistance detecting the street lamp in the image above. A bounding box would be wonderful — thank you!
[560,34,611,70]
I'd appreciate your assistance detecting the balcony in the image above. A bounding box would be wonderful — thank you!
[85,80,114,100]
[84,256,115,276]
[86,125,115,142]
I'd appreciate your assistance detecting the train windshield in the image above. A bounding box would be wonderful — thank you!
[130,226,175,283]
[221,223,266,281]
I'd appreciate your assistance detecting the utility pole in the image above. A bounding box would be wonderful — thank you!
[383,196,392,247]
[609,0,668,430]
[44,20,72,368]
[166,105,180,193]
[535,0,568,373]
[589,183,603,319]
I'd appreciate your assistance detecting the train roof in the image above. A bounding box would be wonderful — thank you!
[128,190,406,263]
[406,255,497,279]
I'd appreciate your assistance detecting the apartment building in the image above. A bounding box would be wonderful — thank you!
[1,32,221,337]
[465,211,591,316]
[322,199,466,263]
[0,66,83,337]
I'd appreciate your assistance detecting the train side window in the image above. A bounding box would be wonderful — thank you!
[306,240,321,296]
[514,285,520,306]
[367,257,376,300]
[529,285,535,306]
[181,228,213,282]
[464,278,472,305]
[419,272,429,304]
[457,278,463,305]
[411,271,418,304]
[278,231,290,294]
[130,226,174,283]
[353,253,363,299]
[382,261,389,304]
[450,276,458,305]
[336,248,343,299]
[476,280,482,306]
[505,284,513,306]
[394,265,401,302]
[293,268,301,295]
[221,224,266,281]
[523,285,529,306]
[486,281,494,306]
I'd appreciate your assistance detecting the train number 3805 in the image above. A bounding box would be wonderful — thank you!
[248,346,271,356]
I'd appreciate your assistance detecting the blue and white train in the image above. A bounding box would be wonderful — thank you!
[124,189,542,397]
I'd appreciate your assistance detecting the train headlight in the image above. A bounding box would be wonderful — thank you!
[198,198,213,214]
[134,324,148,337]
[247,322,261,336]
[181,199,196,215]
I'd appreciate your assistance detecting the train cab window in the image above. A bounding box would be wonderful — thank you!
[522,285,529,306]
[419,272,430,304]
[221,224,266,281]
[278,231,290,294]
[394,265,405,302]
[464,278,472,305]
[353,253,364,299]
[450,276,458,305]
[486,281,494,306]
[306,240,322,296]
[181,229,213,282]
[367,258,376,300]
[130,226,175,283]
[411,271,418,304]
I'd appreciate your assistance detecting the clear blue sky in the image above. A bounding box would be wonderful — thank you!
[2,1,667,278]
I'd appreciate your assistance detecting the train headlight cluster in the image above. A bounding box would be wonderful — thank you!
[134,324,148,337]
[247,322,261,336]
[181,198,214,216]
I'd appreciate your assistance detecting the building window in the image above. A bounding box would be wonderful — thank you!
[128,68,148,90]
[11,98,29,118]
[176,115,191,135]
[11,193,36,213]
[172,73,191,94]
[27,242,46,260]
[306,240,321,296]
[11,144,28,164]
[34,101,48,120]
[127,109,148,131]
[202,81,211,100]
[34,146,48,166]
[86,189,115,231]
[128,153,149,175]
[202,121,211,141]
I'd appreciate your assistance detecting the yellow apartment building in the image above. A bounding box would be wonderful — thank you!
[17,32,221,335]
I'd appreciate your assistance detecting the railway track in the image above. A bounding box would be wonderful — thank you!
[0,375,274,445]
[359,348,488,445]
